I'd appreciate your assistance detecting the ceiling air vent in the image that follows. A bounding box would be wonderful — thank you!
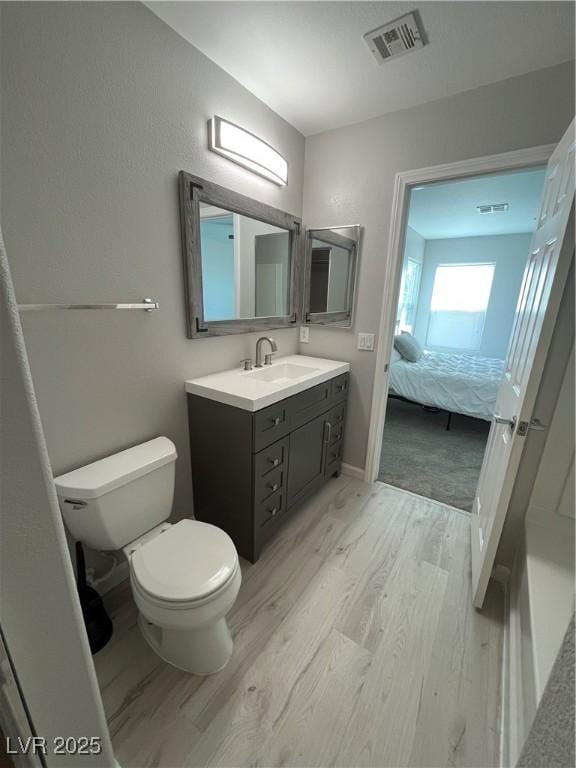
[477,203,510,215]
[364,11,426,64]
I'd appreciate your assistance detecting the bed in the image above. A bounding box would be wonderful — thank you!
[389,350,505,422]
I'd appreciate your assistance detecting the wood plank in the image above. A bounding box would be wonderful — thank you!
[256,629,373,768]
[333,558,449,767]
[177,479,356,732]
[183,565,358,766]
[95,477,505,768]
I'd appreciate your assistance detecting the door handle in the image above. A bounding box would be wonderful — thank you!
[324,421,332,443]
[517,417,548,437]
[494,414,548,436]
[493,414,517,432]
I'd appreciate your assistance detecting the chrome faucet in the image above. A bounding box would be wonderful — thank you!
[255,336,278,367]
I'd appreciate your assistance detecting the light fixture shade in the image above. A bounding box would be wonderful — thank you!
[208,116,288,186]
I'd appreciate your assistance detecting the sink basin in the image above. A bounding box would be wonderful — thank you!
[185,355,350,412]
[248,363,320,383]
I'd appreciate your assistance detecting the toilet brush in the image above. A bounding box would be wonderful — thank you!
[75,541,113,654]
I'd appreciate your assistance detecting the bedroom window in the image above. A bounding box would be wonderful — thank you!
[426,263,495,351]
[396,257,422,334]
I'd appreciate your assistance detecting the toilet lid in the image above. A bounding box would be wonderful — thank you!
[131,520,238,603]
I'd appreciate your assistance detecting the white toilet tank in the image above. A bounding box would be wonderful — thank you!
[54,437,177,551]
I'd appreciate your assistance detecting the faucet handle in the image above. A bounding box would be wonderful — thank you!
[241,358,253,371]
[264,352,276,366]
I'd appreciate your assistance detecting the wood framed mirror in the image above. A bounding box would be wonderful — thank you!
[304,225,361,327]
[178,171,302,338]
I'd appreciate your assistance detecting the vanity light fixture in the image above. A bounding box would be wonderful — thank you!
[208,116,288,186]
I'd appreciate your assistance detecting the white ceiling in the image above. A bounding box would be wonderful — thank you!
[146,1,574,135]
[408,167,546,239]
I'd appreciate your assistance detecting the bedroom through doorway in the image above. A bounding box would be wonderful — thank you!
[378,167,546,511]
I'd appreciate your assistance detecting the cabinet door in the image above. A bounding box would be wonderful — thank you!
[287,412,327,507]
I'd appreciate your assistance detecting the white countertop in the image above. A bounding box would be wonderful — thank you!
[185,354,350,412]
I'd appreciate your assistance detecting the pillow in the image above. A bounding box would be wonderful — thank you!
[391,348,402,364]
[394,332,423,362]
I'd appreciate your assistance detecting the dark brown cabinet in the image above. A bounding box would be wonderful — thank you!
[187,371,349,562]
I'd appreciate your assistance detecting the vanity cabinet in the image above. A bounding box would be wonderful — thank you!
[187,372,349,562]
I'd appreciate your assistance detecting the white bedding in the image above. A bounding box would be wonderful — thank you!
[389,351,504,421]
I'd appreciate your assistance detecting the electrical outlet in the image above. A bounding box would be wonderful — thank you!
[299,326,310,343]
[357,332,375,351]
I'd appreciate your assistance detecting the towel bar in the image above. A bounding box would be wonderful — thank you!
[18,298,159,312]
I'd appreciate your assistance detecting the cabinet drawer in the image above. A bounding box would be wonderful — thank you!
[253,402,290,452]
[255,488,285,528]
[330,373,349,403]
[254,436,289,479]
[329,420,345,446]
[255,465,285,504]
[327,403,346,441]
[325,439,343,478]
[289,381,331,430]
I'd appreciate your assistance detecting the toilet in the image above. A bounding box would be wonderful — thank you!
[54,437,241,675]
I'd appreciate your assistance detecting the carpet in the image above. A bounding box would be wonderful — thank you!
[378,397,490,512]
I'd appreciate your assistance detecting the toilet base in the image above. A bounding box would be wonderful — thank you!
[138,614,233,675]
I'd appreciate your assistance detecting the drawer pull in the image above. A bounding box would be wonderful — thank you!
[268,457,280,467]
[269,507,278,517]
[324,421,332,443]
[269,416,281,426]
[267,482,279,492]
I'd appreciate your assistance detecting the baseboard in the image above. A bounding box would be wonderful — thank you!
[341,462,365,480]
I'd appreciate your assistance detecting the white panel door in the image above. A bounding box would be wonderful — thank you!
[471,120,575,608]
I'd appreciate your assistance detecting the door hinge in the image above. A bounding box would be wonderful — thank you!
[517,418,548,437]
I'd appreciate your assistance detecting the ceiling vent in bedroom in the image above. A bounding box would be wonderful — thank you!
[477,203,510,214]
[364,11,427,64]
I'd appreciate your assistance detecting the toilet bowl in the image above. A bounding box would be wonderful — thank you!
[54,437,241,675]
[128,519,241,674]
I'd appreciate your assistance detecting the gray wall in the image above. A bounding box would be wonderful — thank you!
[302,61,574,470]
[1,3,305,528]
[413,233,531,359]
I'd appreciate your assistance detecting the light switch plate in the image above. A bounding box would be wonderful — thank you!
[299,326,310,343]
[357,332,375,351]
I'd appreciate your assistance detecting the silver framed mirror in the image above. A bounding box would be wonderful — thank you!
[178,171,302,338]
[304,225,361,327]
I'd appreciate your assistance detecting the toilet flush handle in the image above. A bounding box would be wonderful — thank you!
[63,498,88,511]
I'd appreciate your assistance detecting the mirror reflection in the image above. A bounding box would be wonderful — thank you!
[307,226,359,321]
[200,202,291,321]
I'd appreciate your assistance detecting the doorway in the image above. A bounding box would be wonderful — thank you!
[378,167,546,510]
[364,128,575,610]
[365,144,556,489]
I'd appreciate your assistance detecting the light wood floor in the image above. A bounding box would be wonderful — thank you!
[94,477,504,768]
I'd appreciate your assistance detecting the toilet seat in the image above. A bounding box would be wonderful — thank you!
[131,519,239,606]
